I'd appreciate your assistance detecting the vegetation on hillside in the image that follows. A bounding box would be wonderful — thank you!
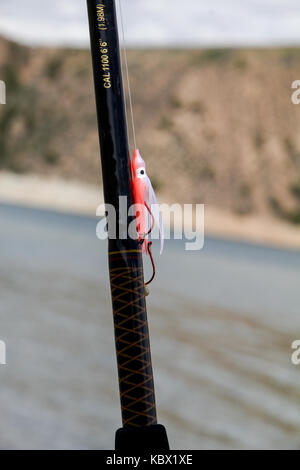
[1,37,300,223]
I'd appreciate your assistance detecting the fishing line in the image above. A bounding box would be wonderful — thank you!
[118,0,137,154]
[118,1,158,288]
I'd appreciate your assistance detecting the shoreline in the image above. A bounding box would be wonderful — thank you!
[1,171,299,251]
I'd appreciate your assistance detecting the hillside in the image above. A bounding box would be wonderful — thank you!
[1,37,300,223]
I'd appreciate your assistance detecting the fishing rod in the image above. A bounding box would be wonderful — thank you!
[86,0,169,451]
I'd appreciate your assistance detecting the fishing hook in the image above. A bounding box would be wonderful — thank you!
[138,202,156,286]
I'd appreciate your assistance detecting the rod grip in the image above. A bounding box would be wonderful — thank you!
[109,249,157,427]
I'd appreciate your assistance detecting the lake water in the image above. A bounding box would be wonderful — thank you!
[0,203,299,449]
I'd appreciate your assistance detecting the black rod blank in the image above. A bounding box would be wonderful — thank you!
[86,0,157,429]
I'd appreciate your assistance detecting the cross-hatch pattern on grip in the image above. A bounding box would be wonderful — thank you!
[110,266,157,427]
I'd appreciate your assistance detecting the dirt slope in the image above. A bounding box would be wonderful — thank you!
[1,37,300,223]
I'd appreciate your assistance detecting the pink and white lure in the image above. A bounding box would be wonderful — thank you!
[131,149,164,255]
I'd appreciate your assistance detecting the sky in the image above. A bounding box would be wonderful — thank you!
[0,0,300,48]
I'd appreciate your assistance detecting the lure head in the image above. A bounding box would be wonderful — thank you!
[132,149,147,179]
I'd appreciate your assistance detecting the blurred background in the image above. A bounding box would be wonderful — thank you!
[0,0,300,450]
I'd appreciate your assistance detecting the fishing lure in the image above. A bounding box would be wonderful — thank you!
[131,149,164,285]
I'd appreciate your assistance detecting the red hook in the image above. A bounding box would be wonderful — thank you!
[138,203,156,286]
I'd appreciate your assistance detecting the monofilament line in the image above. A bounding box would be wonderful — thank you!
[118,0,137,152]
